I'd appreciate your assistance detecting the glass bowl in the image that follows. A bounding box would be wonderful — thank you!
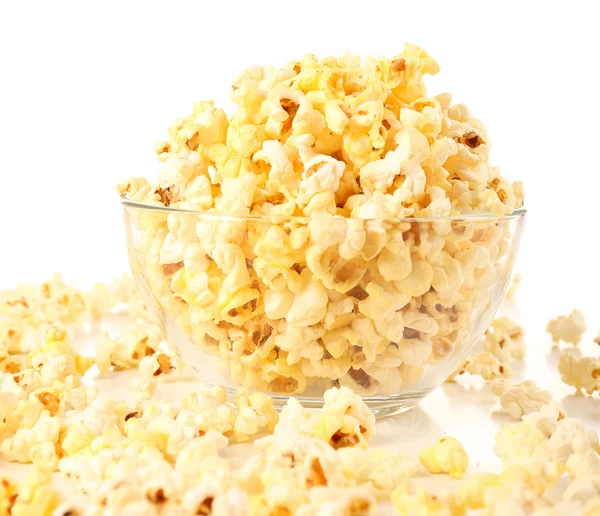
[122,199,525,416]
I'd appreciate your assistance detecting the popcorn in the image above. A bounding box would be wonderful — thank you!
[482,484,549,515]
[338,447,418,495]
[296,487,376,516]
[95,323,162,374]
[458,472,500,509]
[483,317,526,362]
[119,46,524,397]
[494,421,546,463]
[419,436,469,479]
[0,475,19,515]
[492,380,553,419]
[232,387,279,443]
[1,411,64,469]
[464,351,510,380]
[391,484,464,516]
[547,309,586,345]
[10,465,59,516]
[558,350,600,395]
[271,386,376,451]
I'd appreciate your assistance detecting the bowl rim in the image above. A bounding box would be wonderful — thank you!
[121,196,527,223]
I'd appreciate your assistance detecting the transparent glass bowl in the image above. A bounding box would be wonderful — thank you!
[122,199,525,416]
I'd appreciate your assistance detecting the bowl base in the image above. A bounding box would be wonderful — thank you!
[218,384,435,419]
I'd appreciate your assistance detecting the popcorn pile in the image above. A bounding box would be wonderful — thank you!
[118,46,525,397]
[2,275,600,515]
[448,315,525,383]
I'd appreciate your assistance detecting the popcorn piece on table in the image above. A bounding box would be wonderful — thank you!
[483,317,526,361]
[296,487,376,516]
[492,379,553,419]
[419,435,468,479]
[391,484,464,516]
[462,351,511,381]
[1,411,64,470]
[558,350,600,395]
[95,322,162,374]
[232,387,279,443]
[273,386,376,450]
[338,447,418,496]
[10,465,59,516]
[547,309,586,346]
[0,475,19,515]
[458,472,500,509]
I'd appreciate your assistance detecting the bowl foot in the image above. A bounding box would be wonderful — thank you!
[216,384,435,419]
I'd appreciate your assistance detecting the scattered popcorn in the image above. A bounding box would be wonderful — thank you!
[547,309,586,346]
[338,447,418,496]
[232,387,279,442]
[0,474,19,515]
[271,386,376,450]
[492,379,553,419]
[458,472,500,509]
[558,350,600,395]
[10,465,59,516]
[2,271,600,516]
[296,486,376,516]
[95,323,162,374]
[464,351,510,380]
[391,484,464,516]
[494,420,547,463]
[419,435,469,479]
[483,317,526,362]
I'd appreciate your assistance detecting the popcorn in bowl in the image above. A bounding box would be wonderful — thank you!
[119,45,525,412]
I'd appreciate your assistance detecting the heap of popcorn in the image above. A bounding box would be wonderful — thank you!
[2,47,600,515]
[118,45,525,397]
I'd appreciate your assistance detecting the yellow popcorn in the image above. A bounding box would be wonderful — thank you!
[558,350,600,395]
[419,436,468,479]
[117,46,524,397]
[296,486,376,516]
[494,421,547,462]
[10,465,59,516]
[391,484,465,516]
[95,323,162,373]
[483,317,526,362]
[482,484,549,515]
[233,387,279,443]
[464,351,510,381]
[492,380,553,419]
[0,475,19,516]
[499,461,565,495]
[458,473,500,509]
[547,309,586,345]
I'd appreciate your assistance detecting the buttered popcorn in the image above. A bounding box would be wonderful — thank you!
[418,435,469,479]
[558,350,600,395]
[547,309,586,346]
[119,45,524,397]
[492,380,553,419]
[4,273,600,514]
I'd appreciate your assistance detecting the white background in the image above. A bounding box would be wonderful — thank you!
[1,1,599,335]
